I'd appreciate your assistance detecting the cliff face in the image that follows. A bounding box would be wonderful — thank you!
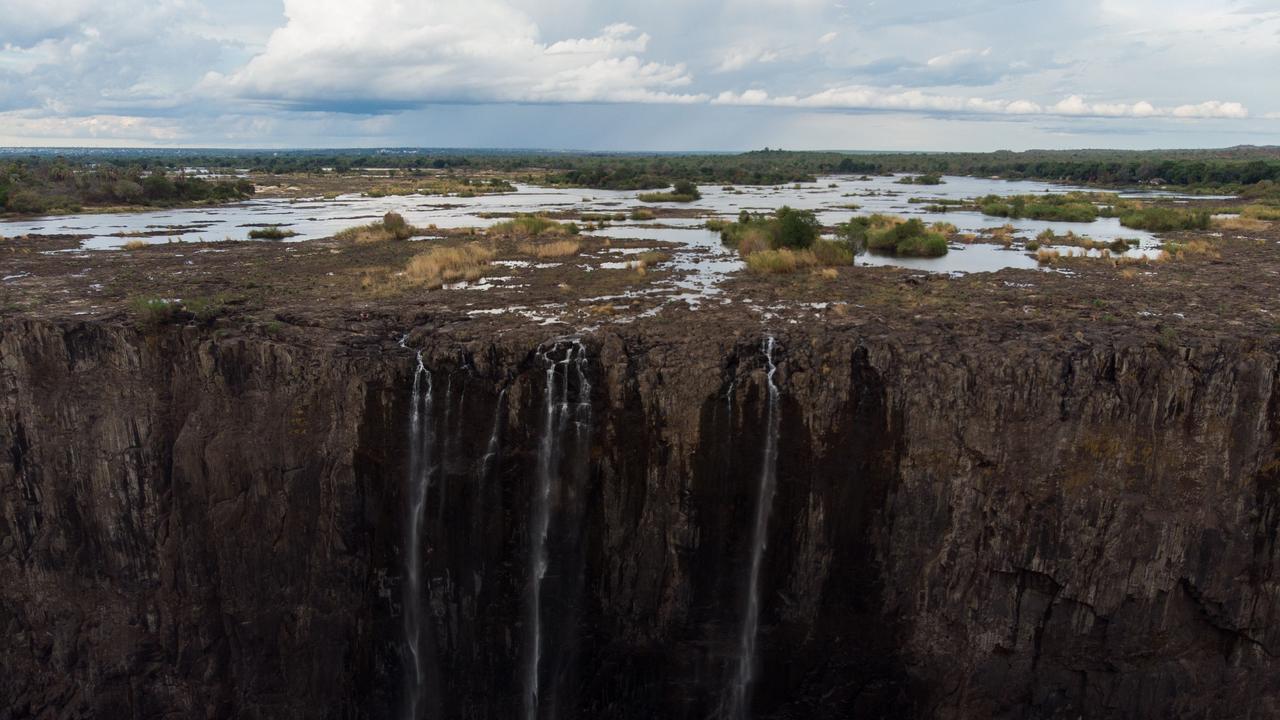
[2,318,1278,719]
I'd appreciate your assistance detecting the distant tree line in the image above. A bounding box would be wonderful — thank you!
[4,146,1280,214]
[0,160,254,214]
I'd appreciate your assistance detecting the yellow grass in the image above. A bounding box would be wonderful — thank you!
[812,267,839,280]
[1162,239,1219,260]
[1213,216,1270,233]
[403,245,495,289]
[1035,248,1061,265]
[519,239,581,258]
[121,239,149,251]
[736,227,772,257]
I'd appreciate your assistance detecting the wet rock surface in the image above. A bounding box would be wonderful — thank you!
[3,307,1280,718]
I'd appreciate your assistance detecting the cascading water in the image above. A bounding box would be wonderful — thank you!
[725,336,781,719]
[403,350,435,720]
[524,340,591,720]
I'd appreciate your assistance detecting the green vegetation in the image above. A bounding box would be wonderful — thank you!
[129,297,179,328]
[629,208,656,221]
[839,216,949,257]
[637,180,702,203]
[0,161,254,215]
[977,193,1101,222]
[247,226,299,240]
[364,176,514,198]
[1116,207,1211,232]
[895,173,944,185]
[487,214,580,237]
[718,207,820,251]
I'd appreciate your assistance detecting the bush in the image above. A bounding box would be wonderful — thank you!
[638,180,702,203]
[895,173,944,185]
[248,226,298,240]
[864,217,949,257]
[773,206,819,249]
[336,212,420,243]
[630,208,656,221]
[382,212,412,240]
[718,206,819,251]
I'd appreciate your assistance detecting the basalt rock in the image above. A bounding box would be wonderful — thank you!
[1,317,1278,719]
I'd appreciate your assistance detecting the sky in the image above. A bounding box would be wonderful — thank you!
[1,0,1278,151]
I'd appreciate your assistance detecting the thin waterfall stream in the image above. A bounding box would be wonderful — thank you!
[523,340,591,720]
[403,350,435,720]
[726,337,781,719]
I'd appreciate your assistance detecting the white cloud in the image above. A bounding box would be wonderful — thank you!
[714,46,784,73]
[713,87,1251,120]
[205,0,704,107]
[818,31,838,44]
[0,110,183,144]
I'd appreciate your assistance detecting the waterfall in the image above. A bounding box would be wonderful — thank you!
[524,340,591,720]
[726,336,781,720]
[403,351,435,720]
[480,388,507,482]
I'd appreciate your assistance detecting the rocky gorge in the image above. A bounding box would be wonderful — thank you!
[4,303,1280,718]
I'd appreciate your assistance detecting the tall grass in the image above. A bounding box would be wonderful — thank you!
[403,245,495,288]
[519,239,581,258]
[745,248,818,274]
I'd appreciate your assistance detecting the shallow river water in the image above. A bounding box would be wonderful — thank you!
[3,174,1198,275]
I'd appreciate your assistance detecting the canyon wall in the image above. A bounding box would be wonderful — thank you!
[2,318,1278,718]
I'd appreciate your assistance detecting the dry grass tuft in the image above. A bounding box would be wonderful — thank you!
[519,239,581,258]
[121,239,149,251]
[1213,216,1270,233]
[736,227,772,257]
[1036,248,1061,265]
[1162,239,1220,260]
[812,267,839,280]
[403,244,495,289]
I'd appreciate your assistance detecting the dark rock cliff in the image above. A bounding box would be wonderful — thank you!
[2,318,1278,719]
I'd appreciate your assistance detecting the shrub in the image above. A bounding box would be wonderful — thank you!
[383,212,412,240]
[895,233,949,257]
[637,180,702,203]
[864,217,949,257]
[248,226,298,240]
[336,212,419,243]
[403,245,495,288]
[896,173,944,185]
[121,239,149,250]
[718,206,819,251]
[630,208,656,221]
[773,206,820,249]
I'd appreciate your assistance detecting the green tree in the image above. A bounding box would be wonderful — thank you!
[772,206,819,249]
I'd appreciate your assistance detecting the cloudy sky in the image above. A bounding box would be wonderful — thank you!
[1,0,1278,150]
